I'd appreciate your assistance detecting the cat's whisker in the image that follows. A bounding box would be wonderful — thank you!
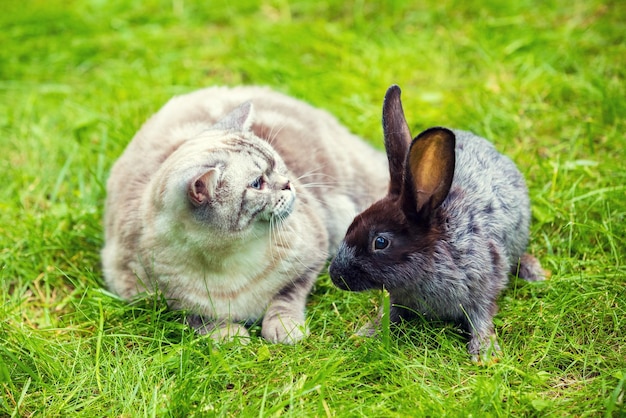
[300,182,339,190]
[270,216,291,244]
[295,169,338,183]
[265,123,287,147]
[295,168,325,178]
[267,217,277,258]
[273,217,294,252]
[274,217,293,249]
[267,213,283,242]
[295,171,357,191]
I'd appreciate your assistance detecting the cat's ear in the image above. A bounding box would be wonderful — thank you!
[188,168,220,206]
[211,101,255,132]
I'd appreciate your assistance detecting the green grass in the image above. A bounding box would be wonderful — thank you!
[1,0,624,416]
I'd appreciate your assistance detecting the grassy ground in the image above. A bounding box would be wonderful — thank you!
[1,0,624,416]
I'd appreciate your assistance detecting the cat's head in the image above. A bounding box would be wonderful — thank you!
[152,102,296,238]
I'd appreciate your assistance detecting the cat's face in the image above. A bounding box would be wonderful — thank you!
[155,131,296,237]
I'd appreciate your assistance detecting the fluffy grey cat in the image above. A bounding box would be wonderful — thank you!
[102,86,388,343]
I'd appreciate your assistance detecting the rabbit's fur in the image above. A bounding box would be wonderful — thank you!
[329,85,544,360]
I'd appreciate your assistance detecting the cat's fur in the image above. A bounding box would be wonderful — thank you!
[102,86,388,343]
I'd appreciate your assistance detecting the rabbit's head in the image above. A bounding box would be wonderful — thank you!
[329,85,455,292]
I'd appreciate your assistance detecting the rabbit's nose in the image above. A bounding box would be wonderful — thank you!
[328,262,347,288]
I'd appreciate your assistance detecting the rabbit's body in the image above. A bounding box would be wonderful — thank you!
[374,130,531,315]
[329,86,544,360]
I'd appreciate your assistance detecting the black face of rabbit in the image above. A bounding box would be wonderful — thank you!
[329,196,437,291]
[329,85,456,293]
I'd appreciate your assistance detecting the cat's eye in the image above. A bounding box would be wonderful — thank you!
[373,236,390,251]
[250,177,264,190]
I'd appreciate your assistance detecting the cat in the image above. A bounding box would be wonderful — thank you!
[102,86,388,343]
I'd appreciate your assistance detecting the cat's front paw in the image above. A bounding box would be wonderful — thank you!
[187,315,250,344]
[261,316,308,344]
[211,323,251,344]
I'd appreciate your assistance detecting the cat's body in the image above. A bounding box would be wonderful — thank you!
[102,86,388,343]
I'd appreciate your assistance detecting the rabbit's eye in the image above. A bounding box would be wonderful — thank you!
[373,236,390,251]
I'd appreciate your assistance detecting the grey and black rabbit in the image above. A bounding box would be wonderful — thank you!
[329,85,545,361]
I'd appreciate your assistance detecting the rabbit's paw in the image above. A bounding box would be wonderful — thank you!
[517,253,547,282]
[469,333,501,365]
[355,321,379,338]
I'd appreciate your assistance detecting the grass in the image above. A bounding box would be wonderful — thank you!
[1,0,624,416]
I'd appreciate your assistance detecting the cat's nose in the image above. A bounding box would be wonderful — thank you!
[282,180,291,191]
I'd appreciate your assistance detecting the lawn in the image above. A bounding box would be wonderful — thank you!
[1,0,624,416]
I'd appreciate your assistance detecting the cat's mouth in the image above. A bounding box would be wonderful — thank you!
[257,190,296,223]
[271,193,296,220]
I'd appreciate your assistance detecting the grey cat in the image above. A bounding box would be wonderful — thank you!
[102,86,388,343]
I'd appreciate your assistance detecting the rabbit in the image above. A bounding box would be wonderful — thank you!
[328,85,545,361]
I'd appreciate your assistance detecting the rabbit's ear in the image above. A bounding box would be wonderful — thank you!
[402,127,455,220]
[382,85,412,196]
